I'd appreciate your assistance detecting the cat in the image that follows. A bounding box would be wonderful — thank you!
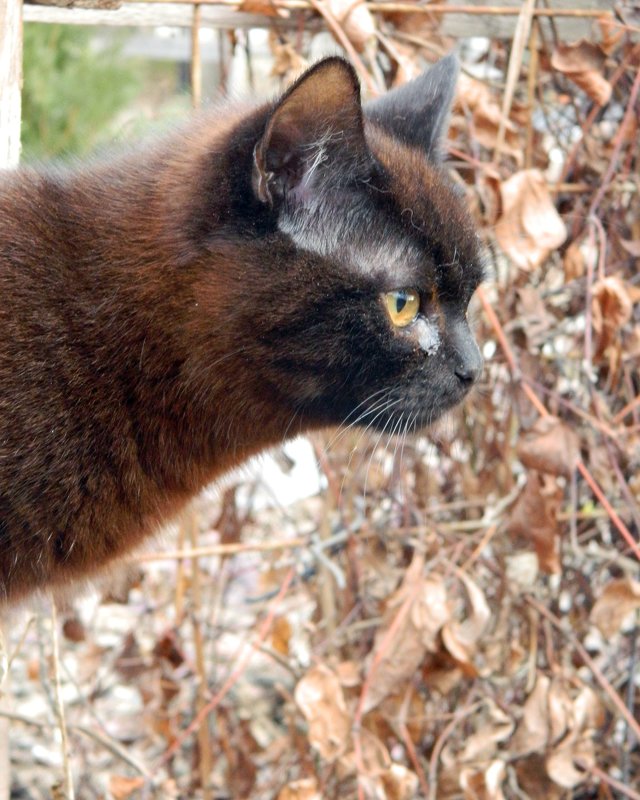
[0,54,483,604]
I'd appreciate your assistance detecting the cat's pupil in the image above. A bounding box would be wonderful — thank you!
[396,294,407,312]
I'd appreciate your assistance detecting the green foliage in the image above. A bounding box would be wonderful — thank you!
[21,24,140,160]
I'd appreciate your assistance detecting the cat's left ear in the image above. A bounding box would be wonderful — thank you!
[365,54,459,162]
[253,58,369,206]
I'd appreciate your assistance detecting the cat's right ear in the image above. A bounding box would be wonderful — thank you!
[365,54,459,162]
[253,58,369,206]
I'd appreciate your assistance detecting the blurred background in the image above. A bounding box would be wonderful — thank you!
[2,2,640,799]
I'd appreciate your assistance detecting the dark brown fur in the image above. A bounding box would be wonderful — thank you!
[0,57,483,602]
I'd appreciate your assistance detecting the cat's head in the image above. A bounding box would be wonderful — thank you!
[194,56,483,439]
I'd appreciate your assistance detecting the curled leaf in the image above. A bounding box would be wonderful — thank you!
[590,578,640,637]
[495,170,567,271]
[551,41,611,106]
[442,571,491,670]
[295,664,350,760]
[592,276,634,357]
[362,553,450,713]
[507,473,562,574]
[517,416,581,477]
[326,0,376,51]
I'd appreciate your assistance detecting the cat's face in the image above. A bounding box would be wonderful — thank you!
[196,57,483,440]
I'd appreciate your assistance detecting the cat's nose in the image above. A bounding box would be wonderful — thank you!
[453,341,483,386]
[455,360,482,386]
[450,319,483,387]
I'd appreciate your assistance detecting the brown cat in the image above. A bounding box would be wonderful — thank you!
[0,55,483,603]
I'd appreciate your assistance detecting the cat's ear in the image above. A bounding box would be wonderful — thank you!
[365,54,459,161]
[253,57,368,206]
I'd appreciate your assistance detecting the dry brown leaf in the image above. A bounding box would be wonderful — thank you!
[590,578,640,637]
[270,615,291,656]
[460,760,506,800]
[507,473,562,574]
[517,415,581,477]
[514,675,603,789]
[346,757,419,800]
[599,15,625,54]
[545,685,604,788]
[592,276,634,356]
[277,778,321,800]
[551,41,611,106]
[238,0,287,16]
[563,241,584,281]
[515,755,564,800]
[512,674,552,755]
[458,701,514,763]
[359,728,392,775]
[327,0,376,51]
[362,554,450,713]
[294,664,351,760]
[547,675,573,742]
[454,75,522,163]
[109,776,146,800]
[515,286,555,350]
[495,170,567,271]
[336,659,361,687]
[545,734,593,788]
[269,33,308,81]
[441,571,491,670]
[380,764,420,800]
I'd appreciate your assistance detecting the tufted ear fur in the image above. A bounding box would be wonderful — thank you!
[253,58,370,206]
[365,53,459,162]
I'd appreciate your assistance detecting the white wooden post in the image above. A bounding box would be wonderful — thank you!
[0,1,21,790]
[0,0,23,168]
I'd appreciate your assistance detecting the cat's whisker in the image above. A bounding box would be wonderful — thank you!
[337,396,402,502]
[321,387,391,453]
[361,409,401,504]
[332,393,401,463]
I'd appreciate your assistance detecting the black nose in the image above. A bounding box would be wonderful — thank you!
[455,362,481,385]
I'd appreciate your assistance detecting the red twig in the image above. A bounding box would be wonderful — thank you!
[478,286,640,563]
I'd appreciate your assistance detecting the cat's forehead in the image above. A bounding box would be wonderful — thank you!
[279,196,426,286]
[368,127,483,290]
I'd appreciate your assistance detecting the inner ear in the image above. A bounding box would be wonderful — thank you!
[253,58,369,206]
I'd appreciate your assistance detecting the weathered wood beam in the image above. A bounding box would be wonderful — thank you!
[0,0,23,168]
[22,0,623,40]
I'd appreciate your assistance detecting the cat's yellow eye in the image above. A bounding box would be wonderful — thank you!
[384,289,420,327]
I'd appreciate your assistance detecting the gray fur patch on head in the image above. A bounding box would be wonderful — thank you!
[278,194,423,284]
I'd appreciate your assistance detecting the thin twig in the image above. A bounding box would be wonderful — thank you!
[576,761,640,800]
[494,0,535,160]
[0,711,151,777]
[50,601,75,800]
[186,508,213,800]
[588,63,640,218]
[135,534,309,561]
[157,565,296,766]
